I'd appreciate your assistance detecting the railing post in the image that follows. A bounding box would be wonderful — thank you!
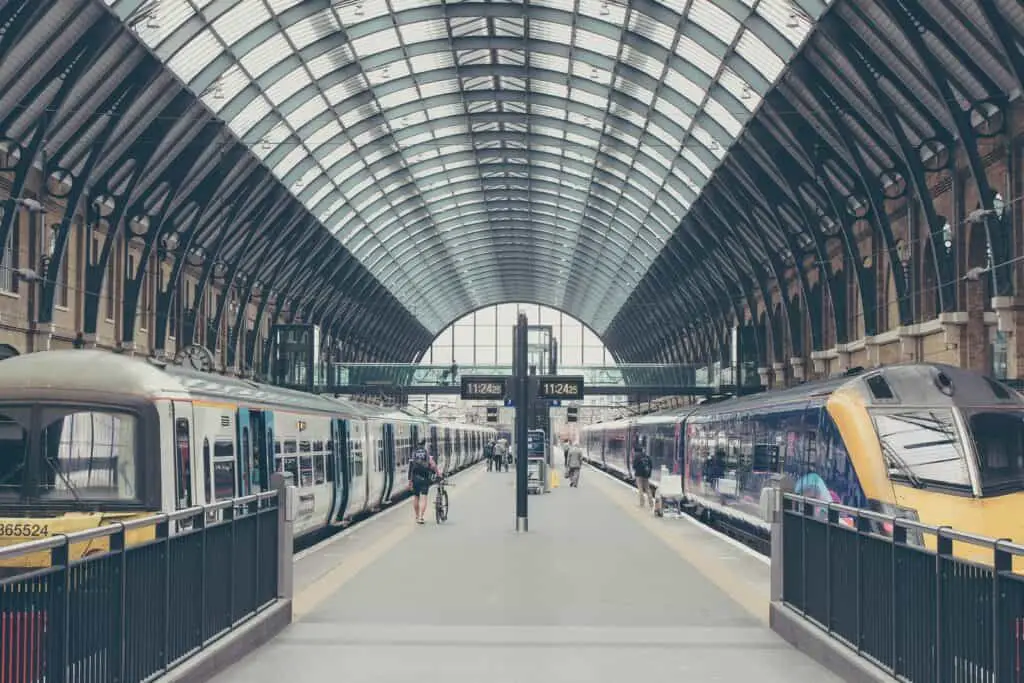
[935,527,953,683]
[891,520,906,676]
[826,506,836,632]
[112,523,127,683]
[272,472,296,600]
[768,488,784,602]
[158,517,171,673]
[49,538,70,683]
[993,540,1012,683]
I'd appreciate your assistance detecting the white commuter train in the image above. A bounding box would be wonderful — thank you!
[0,350,492,555]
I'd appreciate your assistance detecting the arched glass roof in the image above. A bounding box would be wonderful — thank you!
[105,0,833,335]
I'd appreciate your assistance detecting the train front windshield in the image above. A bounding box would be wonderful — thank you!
[963,410,1024,495]
[870,410,972,491]
[0,407,140,508]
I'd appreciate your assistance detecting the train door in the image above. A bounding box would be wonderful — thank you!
[382,423,396,503]
[250,410,274,492]
[236,408,253,496]
[330,418,350,525]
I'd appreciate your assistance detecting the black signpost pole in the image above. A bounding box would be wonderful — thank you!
[514,313,529,532]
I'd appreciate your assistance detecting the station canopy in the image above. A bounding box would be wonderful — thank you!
[106,0,833,336]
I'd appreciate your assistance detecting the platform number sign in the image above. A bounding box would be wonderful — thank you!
[567,406,578,423]
[486,407,498,423]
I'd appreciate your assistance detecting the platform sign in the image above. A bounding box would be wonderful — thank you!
[526,429,546,457]
[460,375,509,401]
[537,375,584,401]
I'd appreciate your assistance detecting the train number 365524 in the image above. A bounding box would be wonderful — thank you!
[0,523,49,537]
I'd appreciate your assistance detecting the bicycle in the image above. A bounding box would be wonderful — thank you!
[434,475,452,524]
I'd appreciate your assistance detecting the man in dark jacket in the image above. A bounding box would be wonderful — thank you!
[632,446,654,510]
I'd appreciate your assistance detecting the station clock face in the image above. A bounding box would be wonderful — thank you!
[461,376,508,400]
[537,376,585,400]
[176,344,215,373]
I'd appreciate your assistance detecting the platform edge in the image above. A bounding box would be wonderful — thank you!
[769,602,896,683]
[156,599,293,683]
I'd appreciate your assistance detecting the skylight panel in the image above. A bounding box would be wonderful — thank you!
[167,28,223,84]
[704,97,741,137]
[229,97,274,138]
[286,98,328,129]
[285,9,339,50]
[400,19,448,45]
[266,66,311,105]
[628,10,676,50]
[274,146,307,177]
[688,0,742,44]
[574,29,619,58]
[736,29,786,82]
[239,33,290,78]
[675,35,722,78]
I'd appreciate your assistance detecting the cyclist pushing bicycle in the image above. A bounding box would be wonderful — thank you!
[408,439,441,525]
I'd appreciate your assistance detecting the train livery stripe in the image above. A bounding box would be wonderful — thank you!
[825,387,894,504]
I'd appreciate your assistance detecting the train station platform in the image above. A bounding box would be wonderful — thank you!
[210,465,842,683]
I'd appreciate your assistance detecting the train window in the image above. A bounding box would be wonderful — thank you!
[966,412,1024,494]
[39,411,140,502]
[984,378,1012,401]
[313,440,324,452]
[299,441,311,453]
[213,461,235,500]
[278,455,299,485]
[871,410,970,489]
[213,441,233,459]
[283,441,297,454]
[299,455,314,487]
[0,413,28,500]
[174,418,193,509]
[866,375,895,400]
[274,441,281,454]
[314,455,326,484]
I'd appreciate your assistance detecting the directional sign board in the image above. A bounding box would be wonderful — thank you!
[536,375,584,401]
[460,375,509,401]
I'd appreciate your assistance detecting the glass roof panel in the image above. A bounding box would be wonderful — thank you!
[108,0,832,335]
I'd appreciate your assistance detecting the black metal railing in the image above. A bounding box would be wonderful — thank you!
[780,493,1024,683]
[0,491,280,683]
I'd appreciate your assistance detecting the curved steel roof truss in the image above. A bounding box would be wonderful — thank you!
[105,0,833,335]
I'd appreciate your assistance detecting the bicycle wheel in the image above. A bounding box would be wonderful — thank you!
[435,489,449,523]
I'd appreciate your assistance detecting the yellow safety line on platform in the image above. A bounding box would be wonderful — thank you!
[292,467,487,620]
[586,466,769,624]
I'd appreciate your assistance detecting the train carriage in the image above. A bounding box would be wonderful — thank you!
[0,350,492,566]
[583,363,1024,565]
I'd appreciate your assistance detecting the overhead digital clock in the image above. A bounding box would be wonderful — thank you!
[537,375,585,400]
[460,376,509,400]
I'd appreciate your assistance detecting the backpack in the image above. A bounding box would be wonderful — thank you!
[633,454,652,478]
[410,449,432,479]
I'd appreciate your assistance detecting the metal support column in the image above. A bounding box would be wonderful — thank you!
[514,313,529,533]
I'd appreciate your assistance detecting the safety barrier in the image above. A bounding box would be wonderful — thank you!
[0,484,290,683]
[770,491,1024,683]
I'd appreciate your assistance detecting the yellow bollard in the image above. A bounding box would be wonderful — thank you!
[550,467,560,488]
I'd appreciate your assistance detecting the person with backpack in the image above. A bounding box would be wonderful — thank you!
[484,439,495,471]
[408,438,441,524]
[632,445,654,510]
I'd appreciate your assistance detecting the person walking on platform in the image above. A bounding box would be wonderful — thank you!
[566,441,583,488]
[484,439,495,471]
[632,446,654,510]
[408,439,440,525]
[493,439,507,473]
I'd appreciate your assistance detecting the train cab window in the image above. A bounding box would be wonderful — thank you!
[871,410,970,490]
[0,413,28,500]
[966,412,1024,494]
[277,440,299,486]
[39,410,140,502]
[866,375,895,400]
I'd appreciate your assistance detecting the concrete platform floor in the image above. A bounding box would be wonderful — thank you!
[212,465,843,683]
